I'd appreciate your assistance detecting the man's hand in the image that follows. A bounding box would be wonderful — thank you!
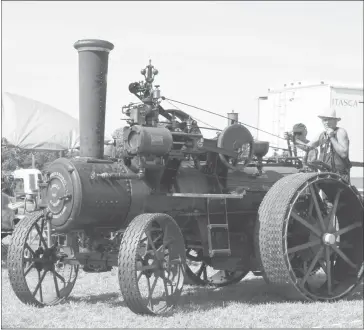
[284,132,293,140]
[296,143,309,151]
[326,128,335,138]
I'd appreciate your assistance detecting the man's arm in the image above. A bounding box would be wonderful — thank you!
[295,134,320,152]
[328,128,349,158]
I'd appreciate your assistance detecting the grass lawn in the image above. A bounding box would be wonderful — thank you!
[1,265,363,328]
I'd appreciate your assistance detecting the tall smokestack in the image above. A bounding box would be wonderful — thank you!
[74,39,114,158]
[227,110,239,126]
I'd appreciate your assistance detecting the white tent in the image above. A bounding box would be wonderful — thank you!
[2,92,80,151]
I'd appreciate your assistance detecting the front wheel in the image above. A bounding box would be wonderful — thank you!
[7,211,78,307]
[118,213,186,315]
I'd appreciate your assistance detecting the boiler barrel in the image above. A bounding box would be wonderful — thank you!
[46,158,150,232]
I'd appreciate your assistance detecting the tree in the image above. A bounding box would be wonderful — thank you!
[112,127,125,158]
[1,138,60,172]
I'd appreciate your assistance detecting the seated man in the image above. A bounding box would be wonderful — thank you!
[285,123,318,165]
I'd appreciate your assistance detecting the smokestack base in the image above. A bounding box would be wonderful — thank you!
[74,39,114,159]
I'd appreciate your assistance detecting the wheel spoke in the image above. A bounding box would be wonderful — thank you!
[39,218,45,248]
[24,243,36,258]
[150,276,159,297]
[309,184,326,232]
[291,211,322,237]
[325,246,332,295]
[328,190,342,230]
[163,272,174,286]
[203,266,208,282]
[53,271,60,298]
[32,270,47,297]
[24,262,35,276]
[196,263,206,279]
[146,232,157,253]
[146,276,153,308]
[330,244,357,269]
[287,239,321,254]
[336,222,362,236]
[308,197,314,218]
[147,276,158,308]
[318,259,327,274]
[38,271,44,303]
[53,270,66,284]
[301,246,324,286]
[34,223,47,248]
[163,278,170,301]
[137,271,143,282]
[153,233,163,245]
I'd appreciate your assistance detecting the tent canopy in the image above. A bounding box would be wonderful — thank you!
[2,92,80,151]
[2,92,113,151]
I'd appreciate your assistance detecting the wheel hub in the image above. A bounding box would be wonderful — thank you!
[33,247,59,272]
[323,233,336,245]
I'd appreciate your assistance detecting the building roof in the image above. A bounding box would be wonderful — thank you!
[267,81,363,94]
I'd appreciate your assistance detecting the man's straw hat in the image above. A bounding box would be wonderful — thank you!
[318,107,341,121]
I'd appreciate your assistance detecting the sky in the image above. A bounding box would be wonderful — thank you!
[2,1,363,138]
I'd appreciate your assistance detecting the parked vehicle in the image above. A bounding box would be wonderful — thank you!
[6,40,363,316]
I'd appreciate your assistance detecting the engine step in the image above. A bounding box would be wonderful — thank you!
[206,198,231,257]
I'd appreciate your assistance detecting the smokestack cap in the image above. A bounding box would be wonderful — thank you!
[74,39,114,53]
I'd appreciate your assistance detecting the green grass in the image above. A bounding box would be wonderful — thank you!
[1,266,363,328]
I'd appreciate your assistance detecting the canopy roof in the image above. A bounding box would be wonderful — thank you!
[2,92,80,151]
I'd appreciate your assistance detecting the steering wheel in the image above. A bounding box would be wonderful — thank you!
[306,160,332,172]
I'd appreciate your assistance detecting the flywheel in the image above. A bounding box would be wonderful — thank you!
[217,123,253,171]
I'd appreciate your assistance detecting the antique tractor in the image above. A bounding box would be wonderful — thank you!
[7,39,363,315]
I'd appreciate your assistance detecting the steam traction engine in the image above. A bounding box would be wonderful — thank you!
[7,39,363,315]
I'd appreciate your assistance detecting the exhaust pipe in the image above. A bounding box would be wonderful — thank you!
[227,110,239,126]
[74,39,114,159]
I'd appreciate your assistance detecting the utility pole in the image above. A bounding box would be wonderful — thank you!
[256,96,268,140]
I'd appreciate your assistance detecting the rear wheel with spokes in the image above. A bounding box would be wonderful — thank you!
[7,211,78,307]
[185,248,248,286]
[118,213,186,315]
[257,172,363,301]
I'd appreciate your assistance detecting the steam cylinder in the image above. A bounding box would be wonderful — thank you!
[74,39,114,159]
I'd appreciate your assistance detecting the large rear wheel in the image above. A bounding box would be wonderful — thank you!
[118,213,186,315]
[185,248,248,286]
[257,172,363,301]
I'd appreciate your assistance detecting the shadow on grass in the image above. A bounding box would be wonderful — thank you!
[65,275,363,315]
[68,292,123,305]
[174,276,364,313]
